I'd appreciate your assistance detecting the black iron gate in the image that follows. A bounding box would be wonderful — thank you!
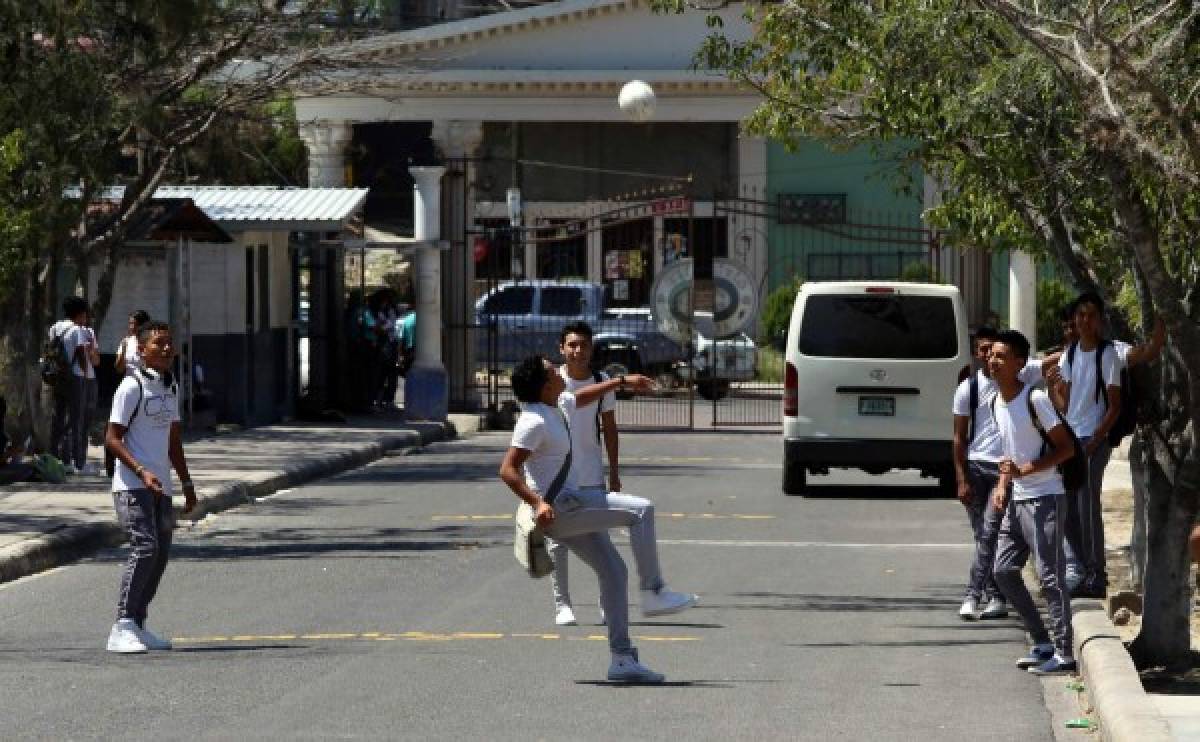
[446,165,951,431]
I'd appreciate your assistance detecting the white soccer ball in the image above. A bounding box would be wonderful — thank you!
[618,80,657,122]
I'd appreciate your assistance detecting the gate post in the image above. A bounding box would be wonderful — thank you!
[407,165,449,421]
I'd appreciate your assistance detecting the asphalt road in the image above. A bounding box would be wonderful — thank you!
[0,432,1062,741]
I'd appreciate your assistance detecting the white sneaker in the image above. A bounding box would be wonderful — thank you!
[641,587,698,617]
[958,597,979,621]
[607,653,665,684]
[137,625,172,650]
[980,597,1009,619]
[554,605,578,626]
[106,619,148,654]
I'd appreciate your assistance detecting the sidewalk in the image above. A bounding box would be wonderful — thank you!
[1068,445,1200,741]
[0,412,484,584]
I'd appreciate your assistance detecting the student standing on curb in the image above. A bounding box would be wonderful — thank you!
[47,297,85,467]
[546,321,619,627]
[1055,292,1121,598]
[989,330,1076,676]
[499,355,698,683]
[951,327,1060,621]
[104,321,197,654]
[62,304,100,474]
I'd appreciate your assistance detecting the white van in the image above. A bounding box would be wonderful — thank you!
[781,281,971,495]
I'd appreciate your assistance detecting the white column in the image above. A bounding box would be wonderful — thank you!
[405,166,449,421]
[298,120,352,187]
[1009,250,1037,350]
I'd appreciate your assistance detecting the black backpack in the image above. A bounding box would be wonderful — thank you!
[1066,340,1135,447]
[992,386,1087,493]
[39,326,70,387]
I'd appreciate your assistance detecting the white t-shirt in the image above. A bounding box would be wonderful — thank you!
[952,360,1044,462]
[62,325,96,379]
[510,392,578,497]
[1059,342,1120,437]
[109,369,180,495]
[560,368,616,488]
[116,336,143,375]
[993,385,1065,499]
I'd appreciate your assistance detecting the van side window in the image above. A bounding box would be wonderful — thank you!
[482,286,535,315]
[799,295,958,359]
[540,287,584,316]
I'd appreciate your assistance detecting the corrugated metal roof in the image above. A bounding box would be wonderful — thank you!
[153,186,368,230]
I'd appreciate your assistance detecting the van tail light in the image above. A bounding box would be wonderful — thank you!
[784,361,799,417]
[865,286,896,294]
[958,363,971,383]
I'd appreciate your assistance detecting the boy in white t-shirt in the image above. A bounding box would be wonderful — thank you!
[62,305,101,473]
[988,330,1077,675]
[47,297,87,466]
[1055,292,1121,598]
[545,321,620,627]
[103,321,197,654]
[951,327,1058,621]
[499,355,697,683]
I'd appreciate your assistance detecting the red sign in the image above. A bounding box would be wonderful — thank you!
[651,197,691,215]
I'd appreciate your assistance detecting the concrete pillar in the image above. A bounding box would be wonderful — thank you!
[1009,250,1037,350]
[297,120,353,410]
[406,165,449,421]
[430,120,484,411]
[298,120,352,188]
[736,135,768,335]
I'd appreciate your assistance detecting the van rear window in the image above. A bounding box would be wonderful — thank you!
[799,295,958,359]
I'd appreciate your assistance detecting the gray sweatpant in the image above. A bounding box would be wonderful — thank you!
[113,488,175,625]
[545,487,666,656]
[994,492,1073,658]
[1069,436,1111,582]
[962,460,1003,602]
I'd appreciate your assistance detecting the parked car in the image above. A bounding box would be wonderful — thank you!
[475,281,756,399]
[781,281,970,496]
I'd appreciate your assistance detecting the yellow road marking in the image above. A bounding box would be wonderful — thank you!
[173,631,699,644]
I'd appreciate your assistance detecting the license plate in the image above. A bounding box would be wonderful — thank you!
[858,396,895,416]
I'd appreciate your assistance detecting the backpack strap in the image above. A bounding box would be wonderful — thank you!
[1095,339,1111,409]
[542,408,573,505]
[124,371,147,426]
[967,372,979,443]
[592,371,604,444]
[1025,386,1052,457]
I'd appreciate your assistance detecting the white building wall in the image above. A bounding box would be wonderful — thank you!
[90,249,170,352]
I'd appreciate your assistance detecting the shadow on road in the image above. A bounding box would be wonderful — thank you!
[725,590,960,613]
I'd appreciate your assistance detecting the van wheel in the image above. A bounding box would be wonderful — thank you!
[783,461,807,496]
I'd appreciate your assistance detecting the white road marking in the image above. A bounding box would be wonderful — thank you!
[654,539,972,550]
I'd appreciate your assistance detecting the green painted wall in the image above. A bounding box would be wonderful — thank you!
[765,140,925,291]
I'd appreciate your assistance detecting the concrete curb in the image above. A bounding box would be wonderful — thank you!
[0,421,458,585]
[1073,607,1173,742]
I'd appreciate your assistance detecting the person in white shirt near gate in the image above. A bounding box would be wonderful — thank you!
[545,321,620,626]
[1053,292,1121,598]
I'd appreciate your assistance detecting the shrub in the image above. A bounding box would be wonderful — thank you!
[760,275,803,348]
[1036,278,1075,351]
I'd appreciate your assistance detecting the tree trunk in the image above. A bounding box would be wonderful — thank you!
[1100,147,1200,668]
[1130,433,1197,669]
